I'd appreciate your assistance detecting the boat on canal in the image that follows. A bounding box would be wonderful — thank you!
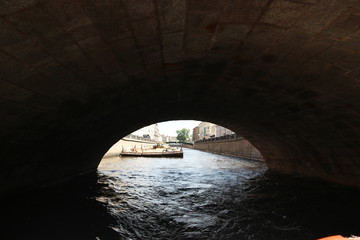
[120,143,183,158]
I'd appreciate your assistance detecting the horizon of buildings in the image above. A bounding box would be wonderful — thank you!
[192,122,235,142]
[131,124,178,142]
[130,121,235,142]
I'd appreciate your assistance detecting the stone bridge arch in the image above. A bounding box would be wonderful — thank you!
[1,0,360,194]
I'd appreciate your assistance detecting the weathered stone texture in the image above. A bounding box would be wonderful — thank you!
[261,0,306,27]
[158,0,185,33]
[123,0,155,20]
[194,138,264,161]
[132,17,159,46]
[162,32,183,63]
[1,0,360,194]
[221,0,269,23]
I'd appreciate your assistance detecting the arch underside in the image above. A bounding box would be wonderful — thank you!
[1,0,360,193]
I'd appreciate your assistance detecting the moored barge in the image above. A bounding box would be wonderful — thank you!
[120,143,183,158]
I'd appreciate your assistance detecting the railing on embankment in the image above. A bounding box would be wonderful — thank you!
[166,142,193,148]
[193,135,264,161]
[124,134,158,143]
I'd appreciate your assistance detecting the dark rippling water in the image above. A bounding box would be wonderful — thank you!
[3,148,360,240]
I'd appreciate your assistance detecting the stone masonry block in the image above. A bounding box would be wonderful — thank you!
[110,39,144,73]
[123,0,155,20]
[337,32,360,50]
[234,45,263,62]
[265,32,308,61]
[158,0,185,33]
[78,35,106,52]
[145,62,164,76]
[97,20,131,42]
[81,0,125,18]
[277,30,309,47]
[41,72,91,96]
[221,0,268,23]
[214,24,250,42]
[0,53,35,83]
[7,6,62,38]
[187,12,219,35]
[93,49,123,75]
[261,0,307,28]
[53,44,90,70]
[0,100,30,119]
[210,40,239,51]
[18,74,72,99]
[0,19,26,48]
[0,0,37,15]
[80,0,131,41]
[39,32,74,55]
[68,24,99,42]
[108,72,129,85]
[260,46,287,63]
[162,32,184,63]
[300,37,336,62]
[293,0,351,34]
[287,57,327,75]
[187,0,221,12]
[317,46,352,64]
[20,50,52,69]
[244,24,284,47]
[43,1,92,32]
[74,64,110,86]
[321,11,360,39]
[87,49,124,75]
[347,69,360,80]
[132,17,159,46]
[338,55,360,71]
[186,34,213,51]
[0,81,35,102]
[35,60,60,75]
[142,45,163,65]
[110,38,137,56]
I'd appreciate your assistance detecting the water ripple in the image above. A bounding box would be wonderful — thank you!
[100,148,348,240]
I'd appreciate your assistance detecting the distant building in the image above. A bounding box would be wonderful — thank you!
[161,134,167,142]
[192,126,200,142]
[162,135,178,142]
[153,124,162,142]
[194,122,236,141]
[215,125,235,137]
[132,124,162,142]
[169,136,178,142]
[198,122,216,139]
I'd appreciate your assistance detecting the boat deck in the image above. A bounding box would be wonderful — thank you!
[120,149,183,158]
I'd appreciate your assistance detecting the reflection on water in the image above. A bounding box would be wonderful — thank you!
[3,148,360,240]
[97,149,267,239]
[97,148,360,240]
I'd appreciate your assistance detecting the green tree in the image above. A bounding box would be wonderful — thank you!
[176,128,190,142]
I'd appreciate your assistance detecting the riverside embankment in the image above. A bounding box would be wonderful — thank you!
[194,136,264,161]
[102,135,156,159]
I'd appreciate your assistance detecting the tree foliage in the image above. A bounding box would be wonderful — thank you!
[176,128,191,142]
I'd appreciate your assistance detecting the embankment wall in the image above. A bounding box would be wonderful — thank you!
[102,138,156,159]
[194,138,264,161]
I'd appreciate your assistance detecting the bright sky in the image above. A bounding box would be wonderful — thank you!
[158,120,201,136]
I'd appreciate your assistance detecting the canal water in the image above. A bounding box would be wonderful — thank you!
[3,148,360,239]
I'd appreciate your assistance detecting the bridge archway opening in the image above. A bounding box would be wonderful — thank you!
[98,119,264,167]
